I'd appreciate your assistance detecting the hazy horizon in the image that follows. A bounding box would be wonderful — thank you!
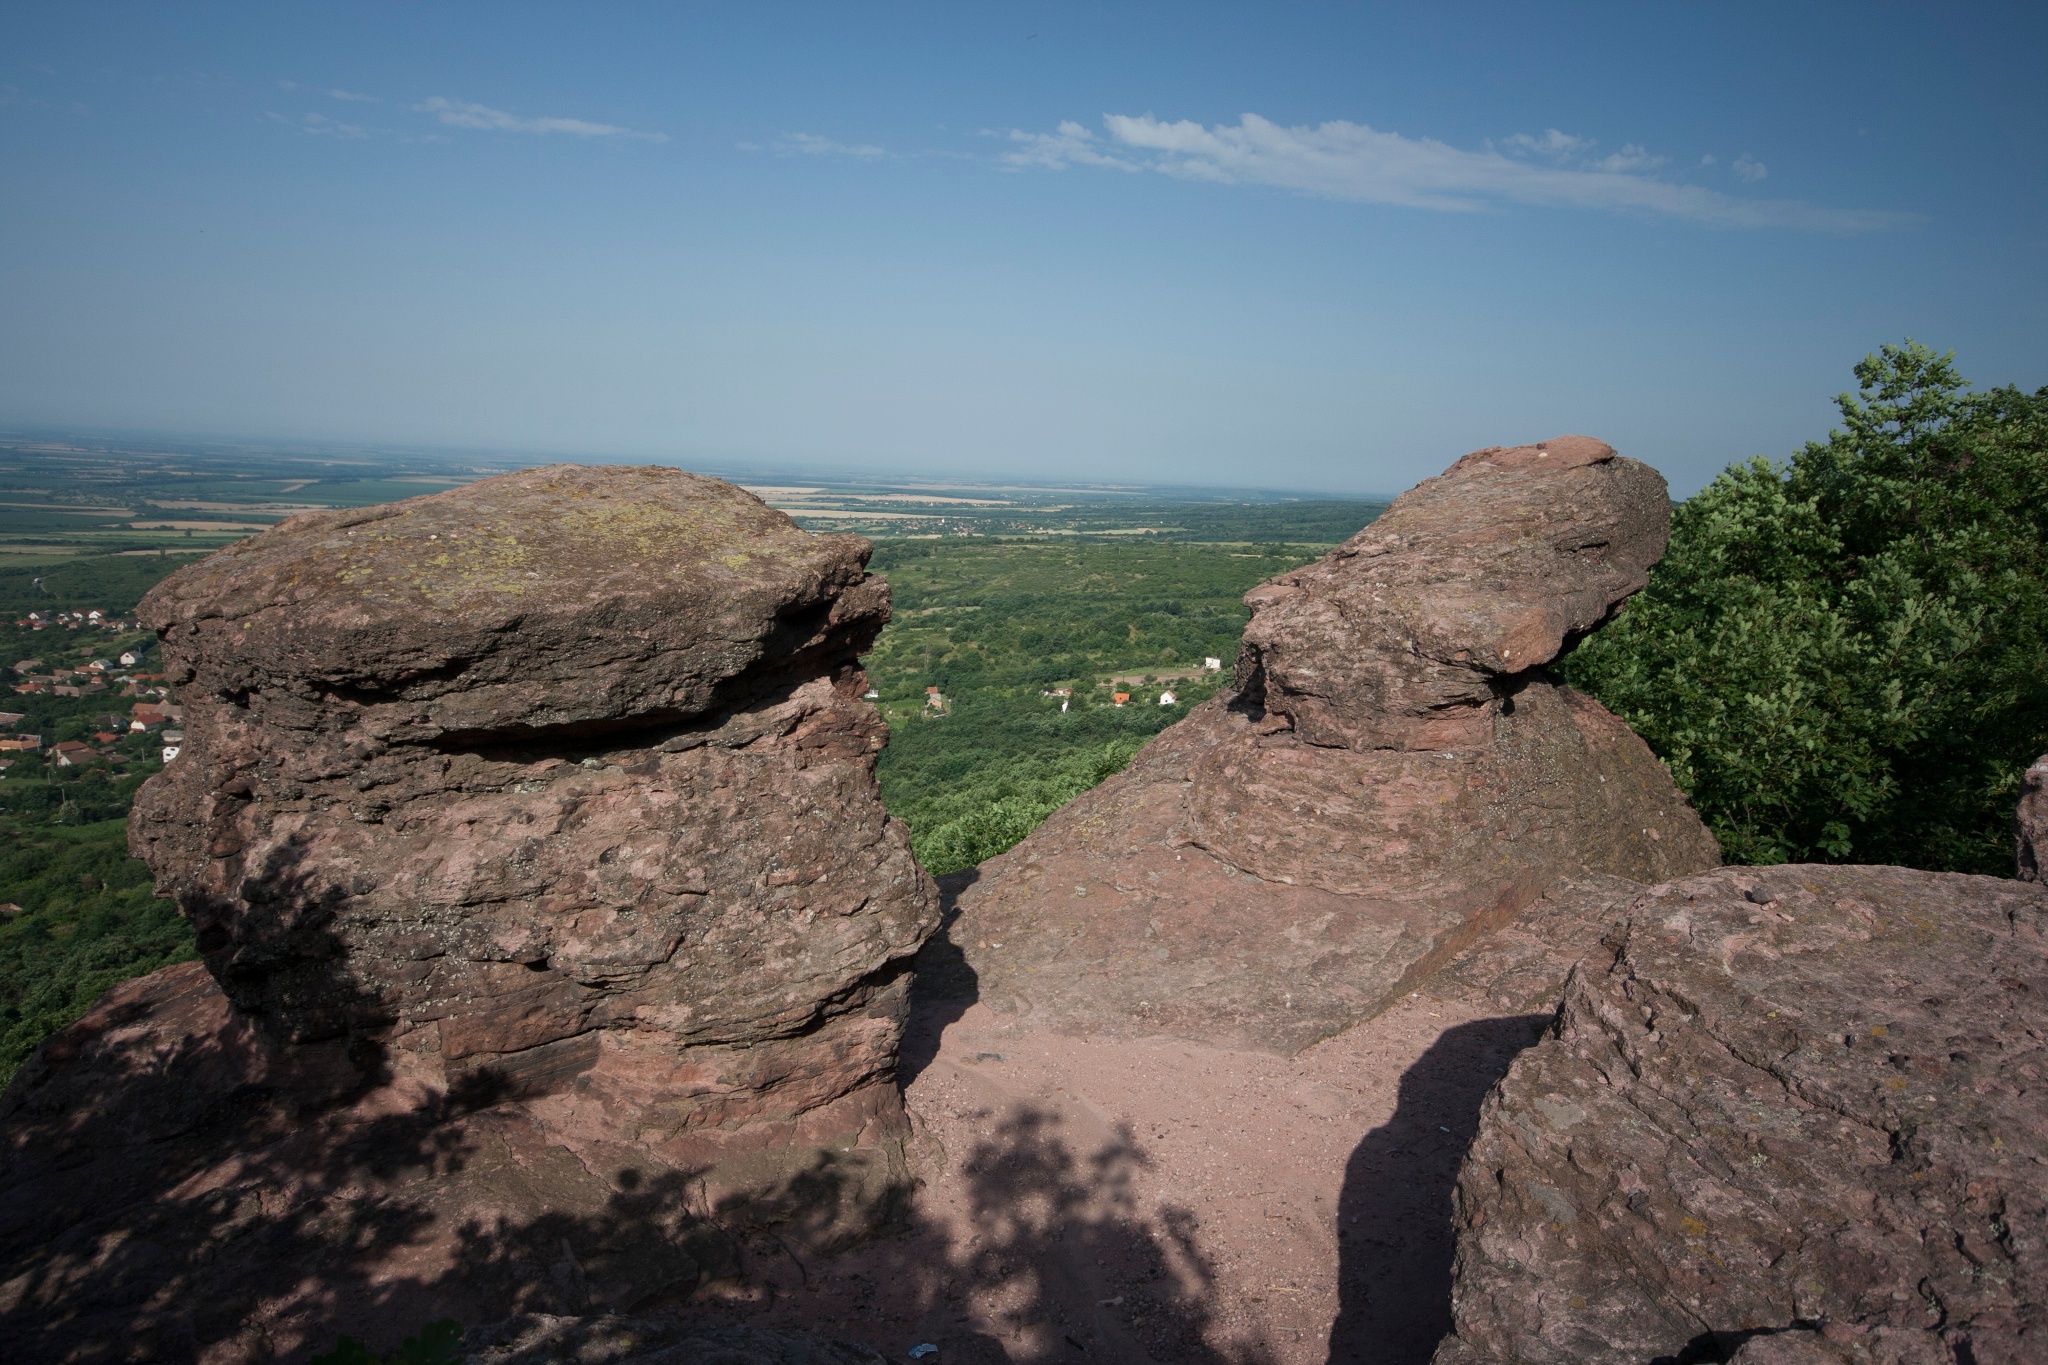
[2,2,2041,499]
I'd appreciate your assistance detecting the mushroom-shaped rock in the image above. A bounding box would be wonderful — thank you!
[126,465,937,1228]
[943,438,1717,1053]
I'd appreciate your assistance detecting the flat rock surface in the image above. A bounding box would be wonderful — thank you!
[1433,864,2048,1365]
[951,438,1716,1054]
[137,463,886,739]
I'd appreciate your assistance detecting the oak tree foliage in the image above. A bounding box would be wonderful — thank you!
[1562,342,2048,872]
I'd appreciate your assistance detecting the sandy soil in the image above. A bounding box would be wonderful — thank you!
[698,980,1548,1364]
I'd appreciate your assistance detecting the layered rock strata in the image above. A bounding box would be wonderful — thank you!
[946,436,1719,1053]
[127,464,933,1214]
[1432,864,2048,1365]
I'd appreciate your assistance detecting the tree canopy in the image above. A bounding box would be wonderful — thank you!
[1563,342,2048,872]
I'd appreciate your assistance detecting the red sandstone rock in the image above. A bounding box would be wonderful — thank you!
[1432,865,2048,1365]
[1240,434,1669,753]
[949,438,1718,1053]
[127,466,936,1214]
[2016,753,2048,880]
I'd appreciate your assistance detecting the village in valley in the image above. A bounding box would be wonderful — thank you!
[0,609,180,808]
[0,601,177,900]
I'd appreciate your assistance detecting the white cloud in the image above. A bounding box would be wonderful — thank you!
[268,110,367,138]
[1591,143,1667,173]
[1733,154,1768,182]
[775,132,886,159]
[415,96,666,141]
[1699,153,1718,166]
[1492,128,1595,161]
[1007,113,1904,233]
[328,88,377,103]
[1491,130,1664,173]
[1001,120,1143,172]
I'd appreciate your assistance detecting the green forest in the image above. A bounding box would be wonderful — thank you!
[864,537,1348,872]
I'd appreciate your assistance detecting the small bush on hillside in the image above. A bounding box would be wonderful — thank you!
[1563,342,2048,872]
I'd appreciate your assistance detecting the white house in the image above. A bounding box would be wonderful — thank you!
[1159,690,1178,706]
[1203,657,1223,671]
[161,744,181,763]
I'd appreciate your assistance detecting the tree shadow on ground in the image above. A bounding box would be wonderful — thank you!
[1324,1014,1550,1365]
[728,1100,1276,1365]
[0,959,758,1362]
[10,839,1549,1364]
[0,944,1273,1364]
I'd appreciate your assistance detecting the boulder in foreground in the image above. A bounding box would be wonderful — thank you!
[1433,864,2048,1365]
[126,464,936,1213]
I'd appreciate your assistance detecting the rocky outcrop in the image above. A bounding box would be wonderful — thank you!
[1432,864,2048,1365]
[0,467,937,1361]
[2016,753,2048,880]
[127,464,936,1202]
[946,437,1719,1053]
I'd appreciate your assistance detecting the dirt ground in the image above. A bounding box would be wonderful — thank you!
[697,978,1549,1365]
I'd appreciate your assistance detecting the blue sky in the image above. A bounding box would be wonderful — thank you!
[0,2,2041,497]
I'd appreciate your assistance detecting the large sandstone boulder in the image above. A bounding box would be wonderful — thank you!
[0,467,938,1361]
[1433,865,2048,1365]
[127,465,936,1192]
[946,437,1718,1053]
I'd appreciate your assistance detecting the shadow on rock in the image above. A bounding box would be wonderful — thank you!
[0,960,898,1364]
[898,870,981,1087]
[728,1101,1275,1365]
[1326,1015,1550,1365]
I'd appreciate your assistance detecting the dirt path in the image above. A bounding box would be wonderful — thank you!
[701,983,1547,1364]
